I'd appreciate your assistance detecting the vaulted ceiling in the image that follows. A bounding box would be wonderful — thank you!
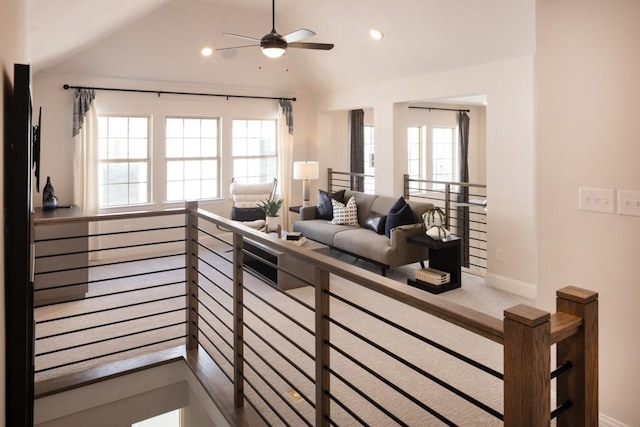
[29,0,535,95]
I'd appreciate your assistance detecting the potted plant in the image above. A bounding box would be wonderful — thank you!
[258,195,283,232]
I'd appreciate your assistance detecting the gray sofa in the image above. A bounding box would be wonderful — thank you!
[293,190,434,275]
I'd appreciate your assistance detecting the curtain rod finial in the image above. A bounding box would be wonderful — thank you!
[63,84,70,90]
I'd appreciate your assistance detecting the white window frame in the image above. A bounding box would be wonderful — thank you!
[164,116,220,202]
[363,124,375,193]
[98,115,151,208]
[231,119,278,185]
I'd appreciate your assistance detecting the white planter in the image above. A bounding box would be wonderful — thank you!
[265,216,281,232]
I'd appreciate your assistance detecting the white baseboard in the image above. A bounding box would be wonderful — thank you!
[484,272,537,299]
[599,413,631,427]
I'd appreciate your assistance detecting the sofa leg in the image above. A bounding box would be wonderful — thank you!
[381,266,387,276]
[420,261,425,269]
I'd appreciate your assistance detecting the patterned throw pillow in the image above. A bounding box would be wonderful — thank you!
[329,196,359,225]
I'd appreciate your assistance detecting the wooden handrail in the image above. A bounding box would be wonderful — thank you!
[33,207,187,226]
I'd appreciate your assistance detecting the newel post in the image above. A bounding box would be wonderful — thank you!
[504,304,551,426]
[186,201,199,351]
[556,286,599,426]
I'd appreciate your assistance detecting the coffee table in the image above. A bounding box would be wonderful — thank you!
[243,232,330,290]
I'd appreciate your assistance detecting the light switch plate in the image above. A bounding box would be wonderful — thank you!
[618,190,640,216]
[579,187,615,214]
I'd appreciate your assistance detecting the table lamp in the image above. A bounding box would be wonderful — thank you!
[293,161,319,206]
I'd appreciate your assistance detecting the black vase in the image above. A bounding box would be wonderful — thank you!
[42,176,58,210]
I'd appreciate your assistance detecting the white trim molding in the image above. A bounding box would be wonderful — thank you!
[484,272,536,299]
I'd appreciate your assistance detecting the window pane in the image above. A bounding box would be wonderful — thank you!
[129,138,148,159]
[201,179,217,198]
[184,138,200,157]
[166,118,183,138]
[108,184,128,206]
[201,160,216,179]
[108,138,128,159]
[201,138,216,157]
[108,163,128,184]
[129,117,148,138]
[129,162,147,183]
[109,117,128,138]
[184,160,201,180]
[129,183,147,204]
[184,119,201,138]
[167,181,184,201]
[167,161,184,181]
[166,138,183,158]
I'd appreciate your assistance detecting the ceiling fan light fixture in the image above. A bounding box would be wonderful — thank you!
[261,46,286,58]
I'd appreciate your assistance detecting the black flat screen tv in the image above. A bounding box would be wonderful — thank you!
[4,63,35,426]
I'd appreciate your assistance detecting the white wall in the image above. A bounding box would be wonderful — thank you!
[306,57,536,295]
[536,0,640,424]
[0,0,29,423]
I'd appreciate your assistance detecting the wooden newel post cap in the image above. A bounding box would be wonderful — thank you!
[556,285,598,304]
[504,304,550,327]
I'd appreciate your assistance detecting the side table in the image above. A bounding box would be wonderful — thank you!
[406,234,462,294]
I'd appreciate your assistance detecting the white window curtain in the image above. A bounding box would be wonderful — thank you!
[72,89,99,214]
[278,99,294,229]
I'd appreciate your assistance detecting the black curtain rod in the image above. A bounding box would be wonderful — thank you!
[62,84,296,102]
[408,106,469,113]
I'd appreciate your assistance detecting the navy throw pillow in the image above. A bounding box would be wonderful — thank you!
[232,207,265,221]
[385,201,417,237]
[388,196,407,214]
[317,189,346,220]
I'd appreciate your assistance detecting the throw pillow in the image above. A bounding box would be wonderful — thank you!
[232,207,265,221]
[388,196,407,214]
[317,189,346,220]
[330,196,359,226]
[385,201,417,237]
[363,211,387,234]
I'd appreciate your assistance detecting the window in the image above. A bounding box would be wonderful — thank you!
[432,127,456,184]
[363,125,375,193]
[232,119,277,184]
[98,116,150,207]
[407,125,457,191]
[165,117,219,202]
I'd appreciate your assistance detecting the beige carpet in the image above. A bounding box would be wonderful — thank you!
[34,241,532,426]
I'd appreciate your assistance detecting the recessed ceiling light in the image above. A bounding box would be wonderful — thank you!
[369,29,384,40]
[201,47,213,57]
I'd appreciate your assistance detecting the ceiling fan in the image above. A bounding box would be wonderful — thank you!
[218,0,334,58]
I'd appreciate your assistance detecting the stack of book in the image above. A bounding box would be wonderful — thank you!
[415,267,450,286]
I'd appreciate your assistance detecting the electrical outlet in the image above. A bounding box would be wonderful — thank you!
[578,187,615,214]
[618,190,640,217]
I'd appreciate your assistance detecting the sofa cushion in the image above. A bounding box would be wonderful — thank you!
[330,196,358,225]
[317,189,346,220]
[293,219,356,246]
[332,228,396,265]
[363,211,387,234]
[385,202,417,237]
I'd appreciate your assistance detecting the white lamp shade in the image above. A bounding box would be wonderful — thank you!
[293,161,319,180]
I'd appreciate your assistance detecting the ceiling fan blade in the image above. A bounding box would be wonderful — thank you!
[222,32,260,42]
[215,44,259,51]
[288,42,334,50]
[282,28,315,43]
